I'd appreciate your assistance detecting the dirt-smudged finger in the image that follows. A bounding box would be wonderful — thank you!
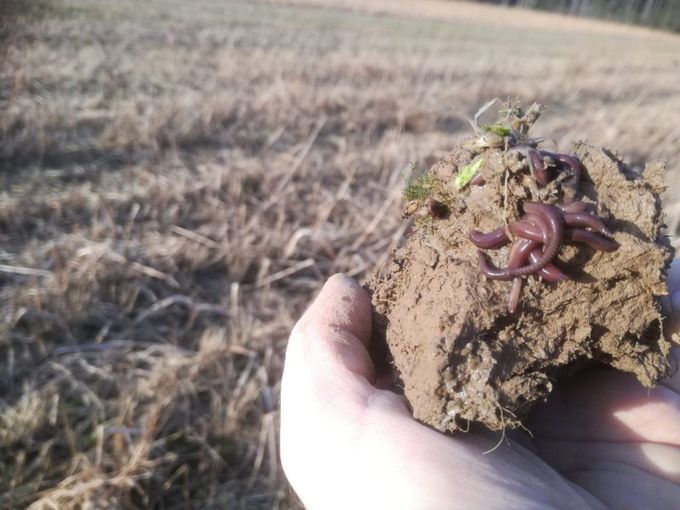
[286,273,376,388]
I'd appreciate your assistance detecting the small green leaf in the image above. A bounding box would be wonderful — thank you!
[454,158,484,190]
[480,123,512,137]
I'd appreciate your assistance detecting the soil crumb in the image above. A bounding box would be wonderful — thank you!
[366,107,675,433]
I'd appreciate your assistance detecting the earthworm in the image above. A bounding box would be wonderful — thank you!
[540,151,583,188]
[528,249,568,282]
[563,212,613,237]
[479,203,563,280]
[478,252,521,281]
[519,203,564,267]
[509,220,544,243]
[505,239,567,312]
[513,146,549,187]
[564,229,619,252]
[469,148,618,312]
[469,228,509,249]
[508,207,568,282]
[528,149,549,187]
[512,220,618,252]
[507,238,536,312]
[524,213,551,243]
[512,209,611,241]
[509,220,543,243]
[557,201,589,213]
[507,278,524,313]
[508,239,531,313]
[470,171,486,186]
[507,237,536,268]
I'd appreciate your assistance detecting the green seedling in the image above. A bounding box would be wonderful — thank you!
[454,158,484,190]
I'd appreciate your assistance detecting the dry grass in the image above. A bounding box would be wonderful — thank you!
[1,0,679,508]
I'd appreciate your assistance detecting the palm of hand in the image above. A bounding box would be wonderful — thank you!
[519,354,680,509]
[281,269,680,509]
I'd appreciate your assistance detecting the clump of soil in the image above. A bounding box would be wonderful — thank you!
[366,103,675,433]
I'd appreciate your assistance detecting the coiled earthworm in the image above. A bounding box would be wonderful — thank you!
[469,227,509,249]
[508,220,544,243]
[528,249,568,282]
[564,229,619,252]
[470,149,618,312]
[478,202,563,280]
[557,201,589,213]
[563,212,613,237]
[540,151,583,188]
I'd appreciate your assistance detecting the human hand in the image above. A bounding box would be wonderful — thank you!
[280,264,680,509]
[524,259,680,509]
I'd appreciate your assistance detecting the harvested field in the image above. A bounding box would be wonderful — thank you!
[1,0,679,508]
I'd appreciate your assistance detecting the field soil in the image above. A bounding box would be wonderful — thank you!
[369,140,673,433]
[1,0,680,508]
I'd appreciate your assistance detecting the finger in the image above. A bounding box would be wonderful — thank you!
[530,256,680,446]
[528,347,680,446]
[300,273,372,346]
[281,276,409,508]
[532,266,680,443]
[287,273,375,385]
[531,436,680,486]
[567,464,680,510]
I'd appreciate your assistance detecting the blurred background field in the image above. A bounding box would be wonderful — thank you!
[1,0,679,508]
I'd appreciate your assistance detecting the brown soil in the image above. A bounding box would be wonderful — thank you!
[367,141,675,433]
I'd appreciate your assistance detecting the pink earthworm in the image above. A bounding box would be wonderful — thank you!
[506,238,536,313]
[507,238,536,267]
[507,235,567,282]
[528,149,549,187]
[513,213,550,243]
[469,227,509,249]
[470,171,486,186]
[564,229,619,252]
[540,151,583,188]
[525,213,550,243]
[509,220,544,243]
[479,202,563,280]
[563,212,613,237]
[513,214,617,250]
[511,218,618,253]
[478,252,521,281]
[470,147,619,312]
[511,146,549,187]
[528,249,569,282]
[505,238,567,312]
[557,201,589,213]
[507,278,524,313]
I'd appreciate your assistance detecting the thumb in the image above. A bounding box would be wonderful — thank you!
[280,274,383,509]
[285,273,375,385]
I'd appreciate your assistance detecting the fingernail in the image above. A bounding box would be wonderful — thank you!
[671,289,680,313]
